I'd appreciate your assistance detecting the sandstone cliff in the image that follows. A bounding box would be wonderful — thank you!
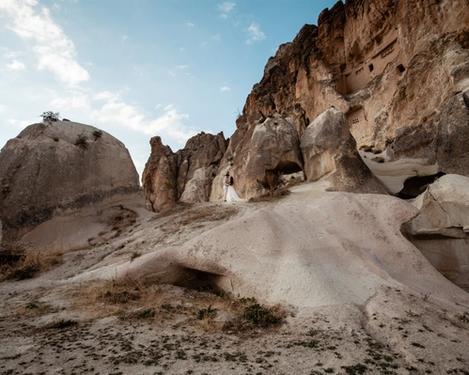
[143,132,227,212]
[0,121,140,245]
[212,0,469,200]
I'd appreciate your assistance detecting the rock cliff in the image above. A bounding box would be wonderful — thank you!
[212,0,469,200]
[0,121,140,245]
[143,132,227,212]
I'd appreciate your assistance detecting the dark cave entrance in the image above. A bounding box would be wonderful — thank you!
[263,161,304,192]
[171,266,228,294]
[397,172,446,199]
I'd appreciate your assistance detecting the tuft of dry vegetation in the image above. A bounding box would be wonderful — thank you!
[92,130,103,140]
[197,305,218,320]
[75,278,287,334]
[248,188,291,203]
[45,319,78,330]
[0,250,63,282]
[223,298,286,332]
[74,134,88,149]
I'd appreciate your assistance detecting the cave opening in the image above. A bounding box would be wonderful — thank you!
[397,64,406,73]
[397,172,446,199]
[368,63,374,72]
[171,266,227,294]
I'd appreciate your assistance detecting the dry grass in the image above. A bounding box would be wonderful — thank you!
[248,188,291,203]
[74,277,287,334]
[0,250,63,282]
[223,298,287,333]
[152,204,238,226]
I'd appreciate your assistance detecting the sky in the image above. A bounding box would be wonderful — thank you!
[0,0,336,175]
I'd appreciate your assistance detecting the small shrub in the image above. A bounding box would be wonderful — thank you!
[137,308,155,319]
[41,111,60,122]
[9,263,41,280]
[26,302,40,310]
[341,364,368,375]
[46,319,78,329]
[92,130,103,140]
[243,303,282,327]
[119,308,155,320]
[75,134,88,149]
[0,251,62,281]
[197,305,218,320]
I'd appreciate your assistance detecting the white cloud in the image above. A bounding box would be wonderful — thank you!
[220,86,231,92]
[218,2,235,18]
[0,0,89,85]
[93,95,195,144]
[185,21,195,28]
[50,92,90,110]
[6,59,26,71]
[246,22,266,44]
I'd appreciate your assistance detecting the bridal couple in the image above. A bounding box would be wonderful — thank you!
[223,172,242,202]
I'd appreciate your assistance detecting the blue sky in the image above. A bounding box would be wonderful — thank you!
[0,0,335,174]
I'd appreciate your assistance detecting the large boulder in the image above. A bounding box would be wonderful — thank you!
[143,132,227,212]
[0,121,140,245]
[300,108,384,192]
[404,174,469,291]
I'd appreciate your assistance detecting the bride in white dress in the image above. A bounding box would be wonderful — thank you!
[223,172,242,202]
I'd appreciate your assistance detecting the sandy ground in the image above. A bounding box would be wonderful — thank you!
[1,186,469,374]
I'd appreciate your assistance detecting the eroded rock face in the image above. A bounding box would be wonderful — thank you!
[0,121,140,245]
[177,132,227,203]
[142,136,179,213]
[404,174,469,291]
[213,0,469,198]
[143,132,226,211]
[300,108,383,192]
[212,116,302,200]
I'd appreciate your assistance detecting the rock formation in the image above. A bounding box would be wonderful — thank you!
[211,0,469,199]
[76,183,468,307]
[404,174,469,290]
[142,136,179,213]
[300,108,384,192]
[143,132,226,212]
[0,121,140,246]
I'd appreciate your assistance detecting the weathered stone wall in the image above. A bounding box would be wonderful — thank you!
[143,132,227,212]
[211,0,469,200]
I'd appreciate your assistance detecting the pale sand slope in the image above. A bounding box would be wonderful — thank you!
[1,181,469,374]
[74,181,469,309]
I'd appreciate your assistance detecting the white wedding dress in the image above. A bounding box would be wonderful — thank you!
[225,185,241,202]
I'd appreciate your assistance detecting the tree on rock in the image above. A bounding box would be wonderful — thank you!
[40,111,60,122]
